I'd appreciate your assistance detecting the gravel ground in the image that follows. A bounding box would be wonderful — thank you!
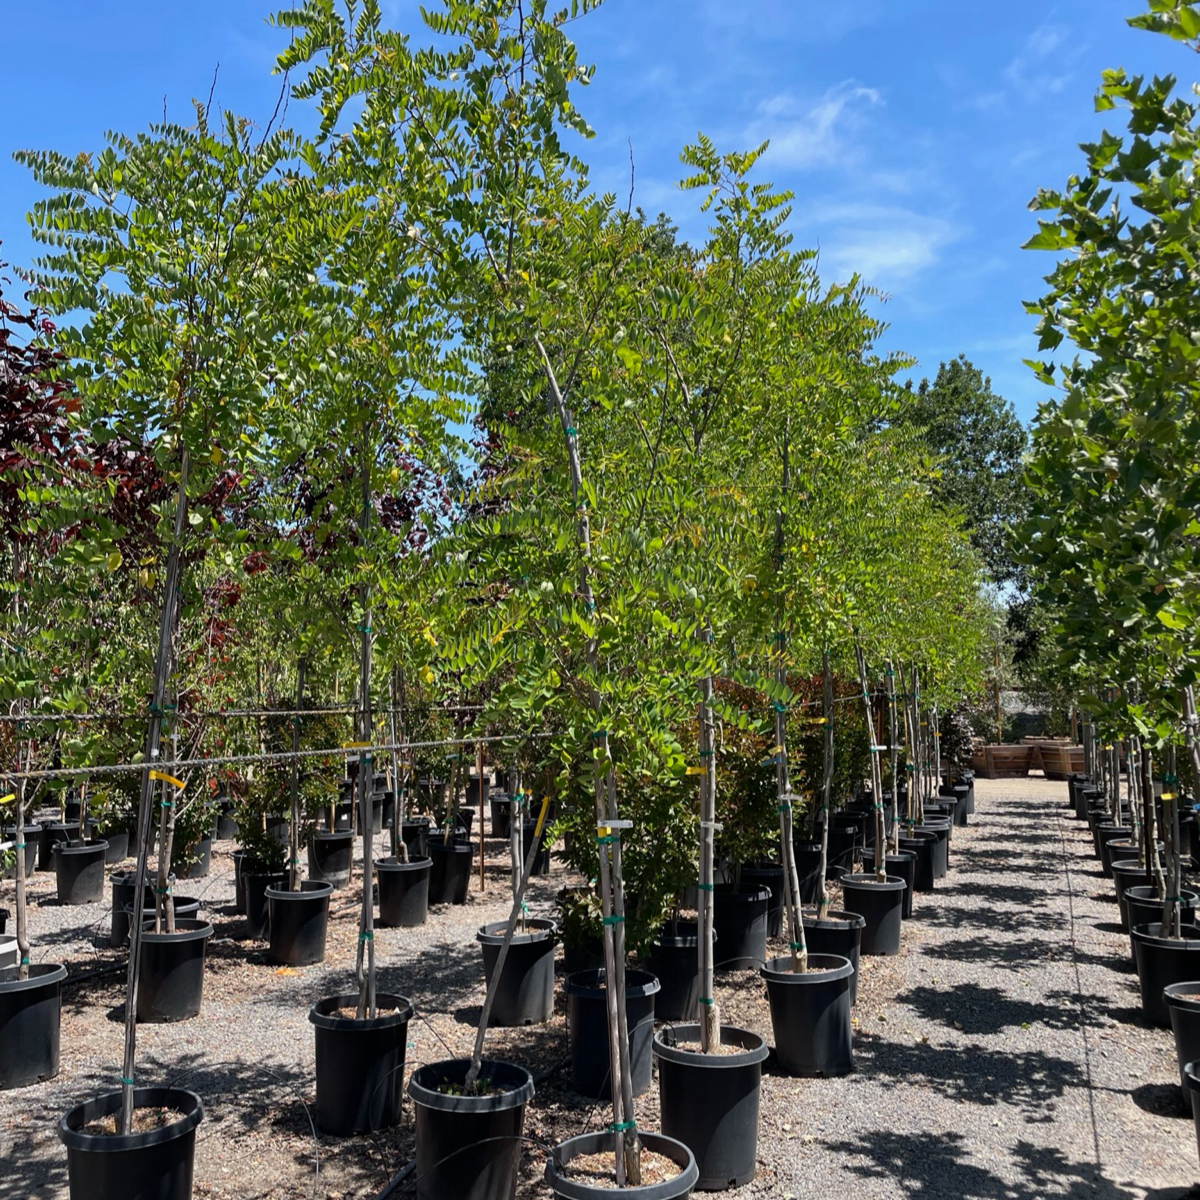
[3,778,1199,1199]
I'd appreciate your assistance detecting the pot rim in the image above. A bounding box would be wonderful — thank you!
[51,839,109,856]
[477,918,557,945]
[309,991,414,1031]
[799,908,866,931]
[1163,983,1200,1012]
[265,880,334,902]
[377,855,433,872]
[564,967,661,1000]
[137,919,213,944]
[652,1022,769,1069]
[1130,921,1200,949]
[407,1057,534,1112]
[760,953,853,983]
[59,1086,203,1154]
[546,1129,698,1200]
[840,872,906,892]
[0,962,67,991]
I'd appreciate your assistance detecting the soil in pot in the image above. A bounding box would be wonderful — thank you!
[378,856,432,927]
[477,918,557,1026]
[644,921,712,1022]
[266,880,333,966]
[408,1058,534,1200]
[1131,921,1200,1027]
[545,1130,698,1200]
[712,885,770,971]
[760,953,854,1077]
[59,1086,203,1200]
[428,840,474,905]
[0,963,67,1089]
[839,873,906,956]
[310,992,414,1135]
[801,908,865,1006]
[653,1023,768,1190]
[52,839,109,905]
[135,919,213,1023]
[565,968,660,1100]
[307,830,353,888]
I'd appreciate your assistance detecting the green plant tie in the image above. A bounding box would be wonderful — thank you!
[789,942,805,951]
[1165,773,1179,784]
[592,730,608,739]
[155,886,172,894]
[160,800,174,808]
[596,834,619,845]
[698,996,714,1006]
[609,1120,637,1133]
[566,426,577,436]
[121,1076,135,1087]
[602,914,625,926]
[699,749,714,757]
[14,842,26,849]
[358,626,372,633]
[696,882,714,892]
[359,930,374,942]
[778,803,792,813]
[1167,896,1185,902]
[773,702,787,713]
[20,956,30,965]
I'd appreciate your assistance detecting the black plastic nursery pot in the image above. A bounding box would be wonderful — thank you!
[824,821,859,879]
[1099,832,1136,878]
[478,919,557,1026]
[51,839,108,906]
[740,863,785,938]
[428,840,474,905]
[409,1058,534,1200]
[1164,984,1200,1096]
[801,908,865,1006]
[791,842,825,904]
[917,820,951,878]
[1112,860,1155,930]
[1186,1062,1200,1165]
[653,1023,768,1191]
[216,802,238,841]
[455,806,475,836]
[310,992,414,1135]
[123,898,202,947]
[760,953,854,1077]
[897,832,938,893]
[644,922,712,1021]
[1093,821,1129,864]
[358,792,385,836]
[60,1086,203,1200]
[566,968,660,1100]
[952,785,970,827]
[1,829,38,880]
[175,837,212,881]
[522,820,551,876]
[99,828,130,864]
[1125,888,1199,959]
[402,818,431,861]
[243,871,288,939]
[839,873,906,956]
[546,1130,699,1200]
[266,880,333,966]
[1131,922,1200,1027]
[307,830,354,888]
[110,874,154,948]
[0,963,67,1090]
[872,851,917,918]
[38,821,80,871]
[712,886,770,971]
[378,855,432,927]
[232,850,247,913]
[490,795,513,839]
[136,919,213,1023]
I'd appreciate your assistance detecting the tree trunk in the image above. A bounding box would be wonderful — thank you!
[355,438,377,1020]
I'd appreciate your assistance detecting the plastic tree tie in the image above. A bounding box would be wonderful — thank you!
[359,930,374,942]
[596,834,619,845]
[602,914,625,926]
[20,956,30,965]
[358,626,373,633]
[160,800,174,808]
[121,1076,135,1087]
[155,886,173,895]
[773,702,787,713]
[566,427,577,436]
[697,997,715,1006]
[14,843,26,849]
[789,942,805,951]
[1167,896,1186,902]
[699,749,714,757]
[696,882,714,892]
[1165,773,1179,784]
[609,1120,637,1133]
[778,803,792,813]
[592,730,608,739]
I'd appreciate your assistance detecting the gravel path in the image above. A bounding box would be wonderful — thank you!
[2,777,1198,1199]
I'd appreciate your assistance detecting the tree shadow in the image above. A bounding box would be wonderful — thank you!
[918,935,1061,973]
[895,982,1088,1036]
[821,1128,1197,1199]
[853,1031,1085,1112]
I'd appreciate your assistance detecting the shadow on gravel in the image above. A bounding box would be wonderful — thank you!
[822,1129,1197,1199]
[912,905,1058,936]
[1131,1081,1192,1119]
[931,881,1053,909]
[853,1032,1084,1112]
[919,935,1060,972]
[895,982,1087,1035]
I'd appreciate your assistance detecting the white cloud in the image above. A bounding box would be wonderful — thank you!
[746,81,882,171]
[807,204,961,291]
[1002,22,1074,96]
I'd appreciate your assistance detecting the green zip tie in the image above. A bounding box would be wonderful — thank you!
[358,625,373,633]
[160,800,174,808]
[696,882,714,892]
[155,886,173,894]
[602,914,625,926]
[20,956,30,965]
[14,842,26,849]
[699,749,714,757]
[1167,896,1185,902]
[789,942,806,951]
[566,426,577,436]
[596,834,619,845]
[592,730,608,738]
[1165,773,1179,784]
[360,930,374,942]
[773,702,787,713]
[609,1120,637,1133]
[778,803,792,813]
[121,1076,135,1086]
[698,996,715,1006]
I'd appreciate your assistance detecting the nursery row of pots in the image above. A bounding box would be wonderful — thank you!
[1067,773,1200,1170]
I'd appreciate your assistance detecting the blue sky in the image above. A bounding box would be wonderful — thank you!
[0,1,1188,424]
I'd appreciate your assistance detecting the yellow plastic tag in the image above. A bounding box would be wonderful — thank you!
[0,793,14,804]
[685,766,705,775]
[343,741,372,749]
[534,794,552,840]
[149,770,185,789]
[1163,792,1178,802]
